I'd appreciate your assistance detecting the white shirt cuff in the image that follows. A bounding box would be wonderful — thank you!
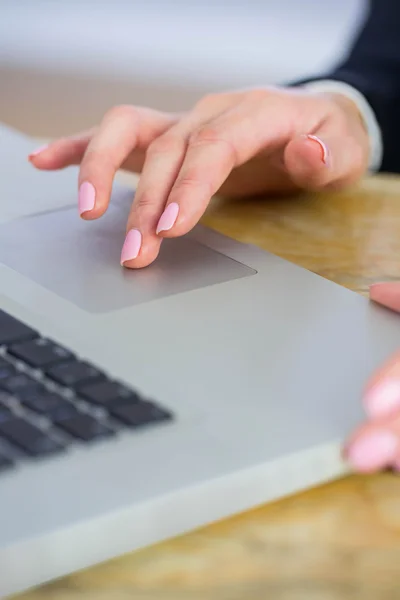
[301,79,383,172]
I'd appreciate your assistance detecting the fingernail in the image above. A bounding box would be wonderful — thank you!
[306,135,330,165]
[78,182,96,215]
[28,145,48,159]
[346,430,398,472]
[364,379,400,418]
[156,202,179,234]
[121,229,142,264]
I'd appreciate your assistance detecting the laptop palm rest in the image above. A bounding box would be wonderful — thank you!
[0,205,255,313]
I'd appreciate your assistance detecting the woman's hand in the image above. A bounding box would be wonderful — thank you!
[345,283,400,472]
[29,87,370,268]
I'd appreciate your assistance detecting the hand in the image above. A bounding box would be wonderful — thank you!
[29,87,370,268]
[345,283,400,472]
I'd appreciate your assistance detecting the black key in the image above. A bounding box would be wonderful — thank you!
[0,310,38,346]
[0,362,16,381]
[79,380,140,407]
[56,414,113,442]
[109,401,173,428]
[47,360,104,388]
[20,389,78,421]
[0,404,12,423]
[0,390,13,404]
[0,373,43,396]
[0,452,13,471]
[8,338,74,369]
[0,418,62,456]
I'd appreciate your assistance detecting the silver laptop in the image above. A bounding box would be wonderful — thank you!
[0,123,399,597]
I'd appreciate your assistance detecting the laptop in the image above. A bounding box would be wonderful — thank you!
[1,123,399,597]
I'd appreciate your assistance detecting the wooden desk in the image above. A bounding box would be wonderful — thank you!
[15,175,400,600]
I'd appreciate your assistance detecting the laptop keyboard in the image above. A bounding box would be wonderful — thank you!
[0,309,173,471]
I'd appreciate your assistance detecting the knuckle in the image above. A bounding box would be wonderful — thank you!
[189,126,238,163]
[103,104,139,125]
[189,125,220,145]
[135,190,157,211]
[245,88,271,104]
[174,172,208,193]
[170,167,214,201]
[147,133,183,156]
[246,87,289,109]
[194,92,221,109]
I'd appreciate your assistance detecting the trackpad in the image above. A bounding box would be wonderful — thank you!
[0,206,254,313]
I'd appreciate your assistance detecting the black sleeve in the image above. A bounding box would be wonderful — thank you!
[299,0,400,173]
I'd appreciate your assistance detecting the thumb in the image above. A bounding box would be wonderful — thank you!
[284,132,368,191]
[370,282,400,312]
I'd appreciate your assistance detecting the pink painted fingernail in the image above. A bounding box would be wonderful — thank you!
[156,202,179,234]
[306,135,330,165]
[28,145,48,159]
[120,229,142,264]
[346,431,398,472]
[364,379,400,418]
[78,182,96,215]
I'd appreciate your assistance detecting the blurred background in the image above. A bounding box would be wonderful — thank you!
[0,0,367,138]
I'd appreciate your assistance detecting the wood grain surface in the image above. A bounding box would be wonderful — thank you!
[13,175,400,600]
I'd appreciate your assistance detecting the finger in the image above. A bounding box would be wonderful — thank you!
[28,130,94,170]
[344,413,400,473]
[29,130,148,173]
[359,349,400,420]
[121,94,240,269]
[28,112,179,175]
[121,104,219,269]
[284,132,367,191]
[78,106,176,220]
[121,101,263,268]
[154,120,241,239]
[370,282,400,312]
[29,131,153,179]
[356,284,400,419]
[154,99,294,240]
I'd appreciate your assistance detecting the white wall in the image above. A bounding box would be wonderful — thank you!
[0,0,367,137]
